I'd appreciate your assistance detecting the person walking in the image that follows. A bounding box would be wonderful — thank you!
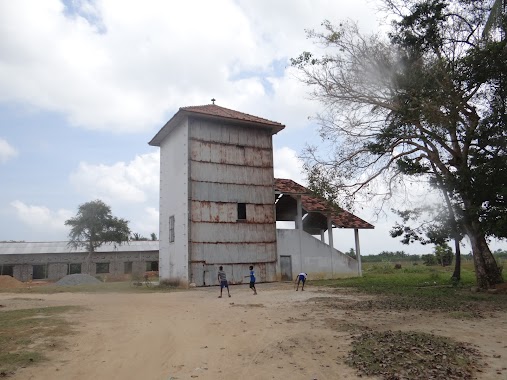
[295,272,307,291]
[217,266,231,298]
[245,265,257,295]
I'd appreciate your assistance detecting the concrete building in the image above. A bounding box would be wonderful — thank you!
[274,178,373,280]
[0,241,159,282]
[150,103,374,287]
[149,104,283,287]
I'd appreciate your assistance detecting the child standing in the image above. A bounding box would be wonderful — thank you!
[217,266,231,298]
[245,265,257,295]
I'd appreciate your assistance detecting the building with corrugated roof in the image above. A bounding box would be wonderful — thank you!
[0,104,374,286]
[149,103,374,287]
[0,241,158,281]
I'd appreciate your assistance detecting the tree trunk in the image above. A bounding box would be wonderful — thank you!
[451,238,461,281]
[86,241,94,275]
[427,156,462,282]
[464,222,503,288]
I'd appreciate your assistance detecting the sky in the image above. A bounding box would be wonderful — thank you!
[1,0,505,256]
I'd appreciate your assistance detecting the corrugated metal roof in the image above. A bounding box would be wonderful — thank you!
[274,178,374,229]
[149,104,285,146]
[0,241,159,255]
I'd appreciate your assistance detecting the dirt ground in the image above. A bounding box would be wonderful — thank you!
[1,283,507,380]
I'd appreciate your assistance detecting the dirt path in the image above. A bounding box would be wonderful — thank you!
[1,283,507,380]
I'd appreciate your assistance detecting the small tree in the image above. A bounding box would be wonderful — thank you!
[434,243,453,267]
[150,232,157,241]
[422,254,437,266]
[65,200,131,273]
[346,248,356,258]
[131,233,148,241]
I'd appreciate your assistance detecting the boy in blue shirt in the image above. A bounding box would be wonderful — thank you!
[245,265,257,295]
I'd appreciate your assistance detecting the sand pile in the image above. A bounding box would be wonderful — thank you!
[55,274,101,286]
[0,275,25,288]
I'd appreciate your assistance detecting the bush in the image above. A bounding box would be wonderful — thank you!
[422,254,437,266]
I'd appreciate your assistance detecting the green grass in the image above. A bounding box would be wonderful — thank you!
[0,306,83,376]
[311,262,507,315]
[313,262,477,295]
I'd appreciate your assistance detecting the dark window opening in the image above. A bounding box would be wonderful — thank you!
[0,265,14,277]
[124,262,133,274]
[32,264,48,280]
[237,203,247,220]
[68,263,82,275]
[96,262,110,274]
[146,261,159,271]
[169,215,175,243]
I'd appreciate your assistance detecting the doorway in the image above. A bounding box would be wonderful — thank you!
[280,255,292,281]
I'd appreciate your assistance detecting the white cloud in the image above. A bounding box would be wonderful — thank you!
[273,146,306,185]
[0,0,379,133]
[130,207,159,238]
[69,151,159,203]
[0,138,18,163]
[10,200,73,233]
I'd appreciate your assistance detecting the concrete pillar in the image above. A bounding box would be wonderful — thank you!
[327,216,334,277]
[296,195,303,272]
[354,228,362,277]
[296,195,303,230]
[320,229,325,242]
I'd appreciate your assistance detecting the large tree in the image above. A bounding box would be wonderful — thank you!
[292,0,506,288]
[65,200,131,272]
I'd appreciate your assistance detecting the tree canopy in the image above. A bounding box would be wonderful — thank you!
[292,0,506,288]
[65,200,131,253]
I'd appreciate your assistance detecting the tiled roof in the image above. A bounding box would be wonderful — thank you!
[149,104,285,146]
[274,178,374,229]
[181,104,285,129]
[275,178,309,194]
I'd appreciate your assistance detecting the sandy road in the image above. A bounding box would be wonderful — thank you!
[1,283,507,380]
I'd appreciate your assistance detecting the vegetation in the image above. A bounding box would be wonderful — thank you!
[293,0,506,288]
[65,200,130,272]
[313,262,506,310]
[131,232,148,241]
[348,330,480,380]
[356,249,507,268]
[313,261,506,379]
[0,306,81,376]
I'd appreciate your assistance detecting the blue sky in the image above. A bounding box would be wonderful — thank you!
[1,0,505,256]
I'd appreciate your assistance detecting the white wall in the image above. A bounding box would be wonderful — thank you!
[159,119,189,285]
[276,229,358,280]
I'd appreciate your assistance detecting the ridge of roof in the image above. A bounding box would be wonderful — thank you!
[180,104,284,128]
[149,103,285,146]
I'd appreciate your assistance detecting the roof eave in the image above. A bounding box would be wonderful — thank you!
[148,110,186,147]
[149,109,285,146]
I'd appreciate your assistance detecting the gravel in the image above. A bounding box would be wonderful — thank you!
[55,274,102,286]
